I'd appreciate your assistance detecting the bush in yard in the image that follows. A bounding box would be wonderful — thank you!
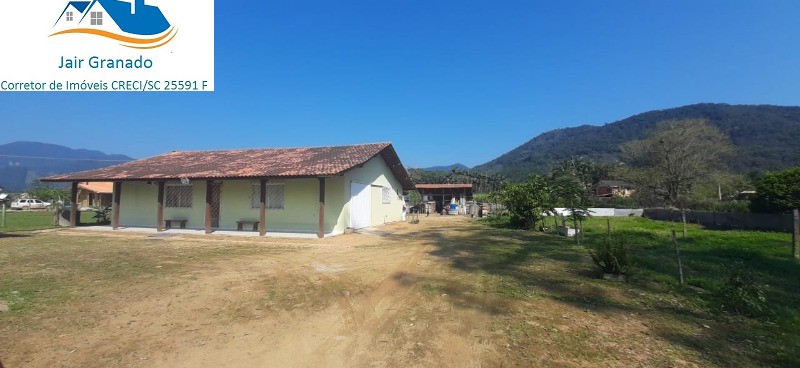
[498,175,553,230]
[589,236,631,275]
[715,262,770,317]
[93,206,112,224]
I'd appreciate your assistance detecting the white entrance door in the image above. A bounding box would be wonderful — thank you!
[350,182,371,229]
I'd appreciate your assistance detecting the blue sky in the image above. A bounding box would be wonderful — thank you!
[3,0,800,167]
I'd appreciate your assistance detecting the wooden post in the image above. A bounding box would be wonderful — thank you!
[793,208,799,260]
[69,182,78,228]
[606,218,611,236]
[259,179,267,236]
[673,230,684,285]
[112,182,121,230]
[318,177,325,238]
[205,181,213,234]
[681,209,687,239]
[156,182,165,232]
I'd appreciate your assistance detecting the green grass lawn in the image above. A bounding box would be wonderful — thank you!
[0,211,57,232]
[474,215,799,367]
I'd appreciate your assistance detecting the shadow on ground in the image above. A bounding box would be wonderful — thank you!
[0,233,30,239]
[395,217,800,368]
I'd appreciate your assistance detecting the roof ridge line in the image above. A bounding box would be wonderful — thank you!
[164,142,392,154]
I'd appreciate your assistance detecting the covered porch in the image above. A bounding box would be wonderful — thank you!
[64,177,338,238]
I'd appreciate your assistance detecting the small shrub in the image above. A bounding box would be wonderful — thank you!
[93,206,112,224]
[589,236,631,275]
[714,262,770,317]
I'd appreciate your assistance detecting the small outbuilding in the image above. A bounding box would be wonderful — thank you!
[415,183,473,214]
[41,143,415,238]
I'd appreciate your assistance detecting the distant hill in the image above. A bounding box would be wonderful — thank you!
[474,103,800,181]
[419,163,470,172]
[0,142,134,191]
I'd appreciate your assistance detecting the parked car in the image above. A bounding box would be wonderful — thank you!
[11,198,52,210]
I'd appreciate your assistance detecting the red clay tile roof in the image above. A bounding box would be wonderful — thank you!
[42,143,415,190]
[78,182,114,194]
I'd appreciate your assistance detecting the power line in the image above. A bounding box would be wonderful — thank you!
[0,154,133,162]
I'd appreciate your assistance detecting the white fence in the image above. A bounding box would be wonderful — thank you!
[552,208,643,217]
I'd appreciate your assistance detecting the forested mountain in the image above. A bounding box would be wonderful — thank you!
[0,142,134,191]
[420,163,469,172]
[474,103,800,181]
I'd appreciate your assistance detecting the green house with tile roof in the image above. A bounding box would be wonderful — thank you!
[41,143,415,238]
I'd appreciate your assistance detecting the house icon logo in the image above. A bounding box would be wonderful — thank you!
[50,0,177,49]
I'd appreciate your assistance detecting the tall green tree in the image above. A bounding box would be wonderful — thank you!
[620,119,732,207]
[549,157,616,196]
[499,175,553,229]
[750,168,800,213]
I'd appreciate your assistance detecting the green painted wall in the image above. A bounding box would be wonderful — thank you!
[119,181,206,229]
[119,182,157,227]
[163,182,207,229]
[219,178,345,232]
[115,156,402,234]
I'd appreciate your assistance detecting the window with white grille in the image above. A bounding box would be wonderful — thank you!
[382,187,391,204]
[66,11,73,21]
[250,183,284,209]
[90,11,103,25]
[165,184,193,208]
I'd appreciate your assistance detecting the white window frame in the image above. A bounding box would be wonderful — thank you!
[66,11,73,22]
[165,184,193,208]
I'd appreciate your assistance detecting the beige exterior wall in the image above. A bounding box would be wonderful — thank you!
[342,156,404,229]
[114,155,402,234]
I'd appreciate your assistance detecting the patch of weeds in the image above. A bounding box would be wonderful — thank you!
[0,276,62,314]
[685,276,718,292]
[714,262,771,318]
[588,235,631,276]
[419,280,445,295]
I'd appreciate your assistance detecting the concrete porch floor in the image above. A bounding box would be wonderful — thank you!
[74,226,343,239]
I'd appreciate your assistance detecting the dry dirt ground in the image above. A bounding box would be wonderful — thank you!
[1,216,722,367]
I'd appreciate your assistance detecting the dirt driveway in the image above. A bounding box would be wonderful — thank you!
[4,215,739,368]
[2,217,502,368]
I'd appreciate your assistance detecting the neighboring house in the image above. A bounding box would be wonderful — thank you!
[77,182,114,209]
[53,0,171,36]
[595,180,635,198]
[415,184,473,214]
[41,143,415,238]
